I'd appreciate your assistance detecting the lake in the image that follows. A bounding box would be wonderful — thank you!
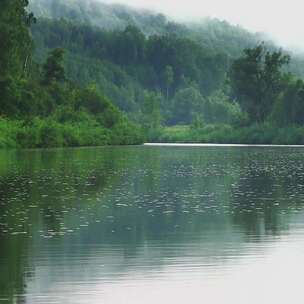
[1,146,304,304]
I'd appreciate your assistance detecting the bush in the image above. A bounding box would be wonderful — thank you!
[0,118,21,148]
[154,123,304,145]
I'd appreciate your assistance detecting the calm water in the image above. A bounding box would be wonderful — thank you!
[1,146,304,304]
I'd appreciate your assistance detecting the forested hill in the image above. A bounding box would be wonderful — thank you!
[29,0,261,57]
[29,0,185,35]
[31,18,234,125]
[28,0,304,77]
[26,0,304,136]
[0,1,144,148]
[3,0,304,148]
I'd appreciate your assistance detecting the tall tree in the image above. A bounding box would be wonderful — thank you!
[0,0,34,79]
[271,77,304,126]
[42,48,66,85]
[171,86,204,124]
[163,65,174,100]
[0,0,35,115]
[229,44,290,122]
[142,91,162,130]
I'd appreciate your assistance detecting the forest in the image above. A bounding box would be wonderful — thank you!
[0,0,144,148]
[2,0,304,147]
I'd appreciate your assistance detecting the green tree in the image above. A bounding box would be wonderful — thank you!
[163,65,174,100]
[271,77,304,126]
[171,86,205,124]
[203,90,244,125]
[42,48,66,85]
[115,25,146,65]
[142,91,162,130]
[191,114,204,130]
[0,0,34,79]
[230,44,290,122]
[0,0,35,115]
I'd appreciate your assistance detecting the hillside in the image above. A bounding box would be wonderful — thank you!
[29,0,304,78]
[3,0,304,148]
[28,0,263,124]
[29,0,186,36]
[31,18,232,124]
[29,0,263,56]
[29,1,304,55]
[26,0,304,132]
[0,1,144,148]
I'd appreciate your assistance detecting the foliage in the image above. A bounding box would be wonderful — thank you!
[3,0,304,147]
[0,0,34,80]
[230,44,290,122]
[0,1,144,149]
[42,48,66,85]
[156,124,304,145]
[163,65,174,100]
[30,18,229,121]
[0,115,143,149]
[170,86,205,124]
[271,77,304,126]
[30,16,303,134]
[0,0,35,116]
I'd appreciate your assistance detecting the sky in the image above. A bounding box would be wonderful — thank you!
[102,0,304,50]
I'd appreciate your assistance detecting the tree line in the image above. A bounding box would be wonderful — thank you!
[32,18,238,127]
[2,1,304,146]
[0,1,143,148]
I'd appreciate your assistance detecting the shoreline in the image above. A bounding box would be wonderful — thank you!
[144,143,304,147]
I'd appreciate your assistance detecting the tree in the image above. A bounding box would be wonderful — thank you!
[191,114,204,130]
[42,48,66,85]
[229,44,290,122]
[115,25,146,65]
[0,0,34,80]
[142,91,162,130]
[163,65,174,100]
[171,86,205,125]
[203,90,244,125]
[271,77,304,126]
[0,0,35,115]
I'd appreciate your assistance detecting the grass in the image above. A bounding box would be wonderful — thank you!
[154,124,304,145]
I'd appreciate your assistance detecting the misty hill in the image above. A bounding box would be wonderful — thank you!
[29,0,263,58]
[31,19,224,118]
[27,0,304,127]
[29,0,184,35]
[29,0,304,76]
[4,0,304,148]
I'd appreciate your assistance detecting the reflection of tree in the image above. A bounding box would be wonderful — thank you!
[0,147,139,235]
[231,168,277,237]
[2,147,304,301]
[0,147,138,302]
[230,151,304,238]
[0,234,31,303]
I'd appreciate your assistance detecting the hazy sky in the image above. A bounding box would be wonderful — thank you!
[102,0,304,50]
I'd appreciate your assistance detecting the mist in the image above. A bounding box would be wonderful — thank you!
[100,0,304,51]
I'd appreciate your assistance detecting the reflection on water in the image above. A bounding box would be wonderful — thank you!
[0,146,304,303]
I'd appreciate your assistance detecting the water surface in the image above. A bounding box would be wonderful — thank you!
[1,146,304,304]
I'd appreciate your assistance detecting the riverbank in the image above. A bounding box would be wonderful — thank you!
[153,124,304,145]
[3,119,304,149]
[0,118,144,148]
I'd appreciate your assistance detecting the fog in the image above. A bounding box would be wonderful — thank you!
[101,0,304,50]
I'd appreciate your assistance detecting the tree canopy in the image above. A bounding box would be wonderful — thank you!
[230,44,290,122]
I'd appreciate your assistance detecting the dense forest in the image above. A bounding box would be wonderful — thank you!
[2,0,304,147]
[0,0,144,148]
